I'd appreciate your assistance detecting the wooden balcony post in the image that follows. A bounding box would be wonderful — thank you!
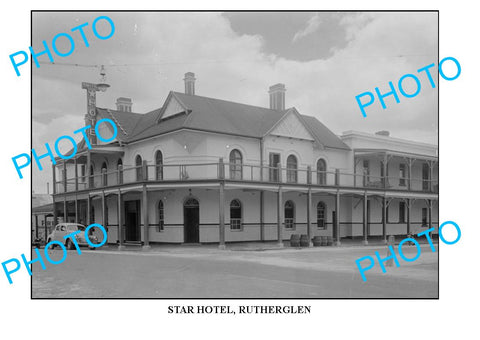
[335,191,341,246]
[63,161,67,193]
[406,198,411,236]
[117,189,125,250]
[101,191,106,228]
[307,188,312,246]
[307,166,312,185]
[408,159,412,191]
[363,192,368,245]
[75,197,79,224]
[52,164,56,194]
[335,169,340,186]
[63,196,67,223]
[277,163,282,183]
[142,184,150,249]
[218,181,226,249]
[74,158,78,191]
[429,161,434,192]
[382,196,387,244]
[86,150,91,189]
[277,187,283,246]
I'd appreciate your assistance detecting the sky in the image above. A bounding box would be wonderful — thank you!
[31,11,438,193]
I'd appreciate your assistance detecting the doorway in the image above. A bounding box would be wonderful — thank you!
[184,198,199,243]
[125,200,140,242]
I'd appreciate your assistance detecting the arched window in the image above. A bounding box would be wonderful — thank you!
[184,198,199,207]
[117,158,123,184]
[284,200,295,229]
[317,201,326,229]
[157,200,164,232]
[89,165,94,188]
[135,155,143,181]
[286,155,298,183]
[230,199,242,230]
[229,149,243,180]
[317,159,327,185]
[101,162,108,186]
[155,150,163,181]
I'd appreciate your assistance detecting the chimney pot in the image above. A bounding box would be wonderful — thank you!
[375,130,390,137]
[184,72,196,95]
[116,97,133,112]
[269,83,286,110]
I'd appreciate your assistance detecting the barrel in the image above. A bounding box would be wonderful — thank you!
[327,236,334,246]
[312,236,322,247]
[321,236,328,246]
[299,234,310,247]
[290,234,301,247]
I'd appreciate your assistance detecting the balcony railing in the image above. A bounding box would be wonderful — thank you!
[54,160,439,194]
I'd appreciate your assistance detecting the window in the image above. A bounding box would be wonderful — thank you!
[135,155,143,181]
[230,199,242,230]
[157,200,164,232]
[286,155,298,183]
[399,201,406,223]
[89,165,94,188]
[422,163,430,191]
[117,158,123,184]
[101,162,108,186]
[399,163,406,186]
[284,200,295,229]
[363,160,370,184]
[80,164,86,183]
[229,149,243,180]
[317,201,326,229]
[317,159,327,185]
[269,153,281,182]
[155,151,163,180]
[422,207,428,227]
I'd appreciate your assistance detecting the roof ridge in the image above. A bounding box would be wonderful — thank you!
[172,91,287,114]
[105,109,128,136]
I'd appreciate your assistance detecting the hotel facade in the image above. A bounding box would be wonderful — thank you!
[48,73,438,248]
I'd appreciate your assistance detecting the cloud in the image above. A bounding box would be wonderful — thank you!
[32,12,438,193]
[292,14,322,42]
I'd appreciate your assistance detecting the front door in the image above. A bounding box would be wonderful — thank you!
[125,200,140,242]
[184,198,199,243]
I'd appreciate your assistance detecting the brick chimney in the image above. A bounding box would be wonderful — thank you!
[184,72,196,95]
[116,97,132,112]
[269,83,286,110]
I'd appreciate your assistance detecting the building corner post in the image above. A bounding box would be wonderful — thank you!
[142,184,151,250]
[218,181,226,249]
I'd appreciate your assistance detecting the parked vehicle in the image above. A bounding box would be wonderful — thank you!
[46,223,99,250]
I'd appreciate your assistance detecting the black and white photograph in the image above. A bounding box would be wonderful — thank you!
[30,11,439,298]
[1,1,477,339]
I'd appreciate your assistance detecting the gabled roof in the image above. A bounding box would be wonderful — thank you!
[69,91,350,151]
[301,115,350,150]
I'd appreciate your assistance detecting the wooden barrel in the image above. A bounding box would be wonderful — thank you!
[312,236,322,247]
[290,234,301,247]
[321,236,328,246]
[327,236,334,246]
[300,234,310,247]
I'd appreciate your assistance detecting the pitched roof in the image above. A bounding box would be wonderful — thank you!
[301,115,350,150]
[74,91,350,151]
